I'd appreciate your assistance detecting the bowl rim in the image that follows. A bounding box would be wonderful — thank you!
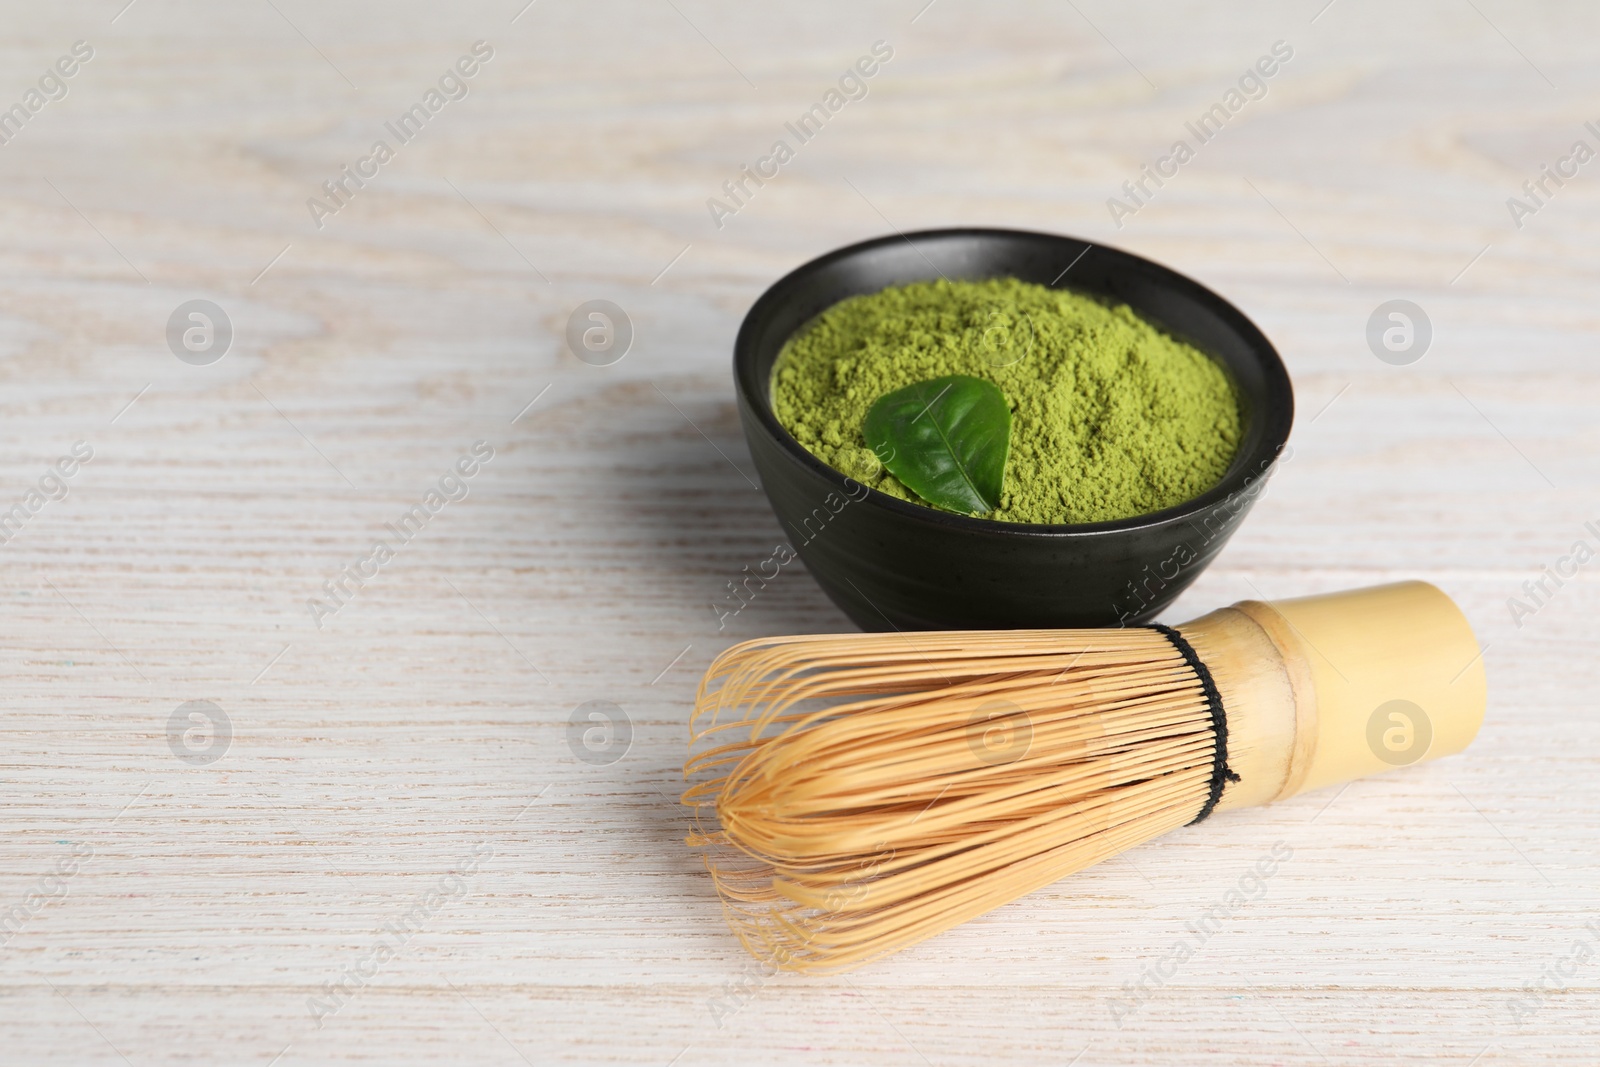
[733,226,1295,538]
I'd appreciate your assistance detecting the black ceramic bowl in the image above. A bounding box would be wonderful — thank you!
[733,228,1293,631]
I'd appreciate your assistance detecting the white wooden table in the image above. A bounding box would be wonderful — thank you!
[2,1,1596,1063]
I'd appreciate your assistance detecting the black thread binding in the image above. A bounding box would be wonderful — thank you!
[1149,624,1240,824]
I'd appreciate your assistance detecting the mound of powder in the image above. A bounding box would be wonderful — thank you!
[771,277,1241,524]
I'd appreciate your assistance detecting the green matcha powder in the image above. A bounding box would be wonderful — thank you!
[771,277,1242,525]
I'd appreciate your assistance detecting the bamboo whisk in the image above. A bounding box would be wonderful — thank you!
[684,582,1486,973]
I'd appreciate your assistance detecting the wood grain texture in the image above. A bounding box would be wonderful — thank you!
[1,0,1598,1063]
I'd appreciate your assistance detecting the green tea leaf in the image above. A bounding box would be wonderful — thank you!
[862,375,1010,515]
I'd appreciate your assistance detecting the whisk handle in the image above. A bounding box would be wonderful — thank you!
[1230,581,1487,799]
